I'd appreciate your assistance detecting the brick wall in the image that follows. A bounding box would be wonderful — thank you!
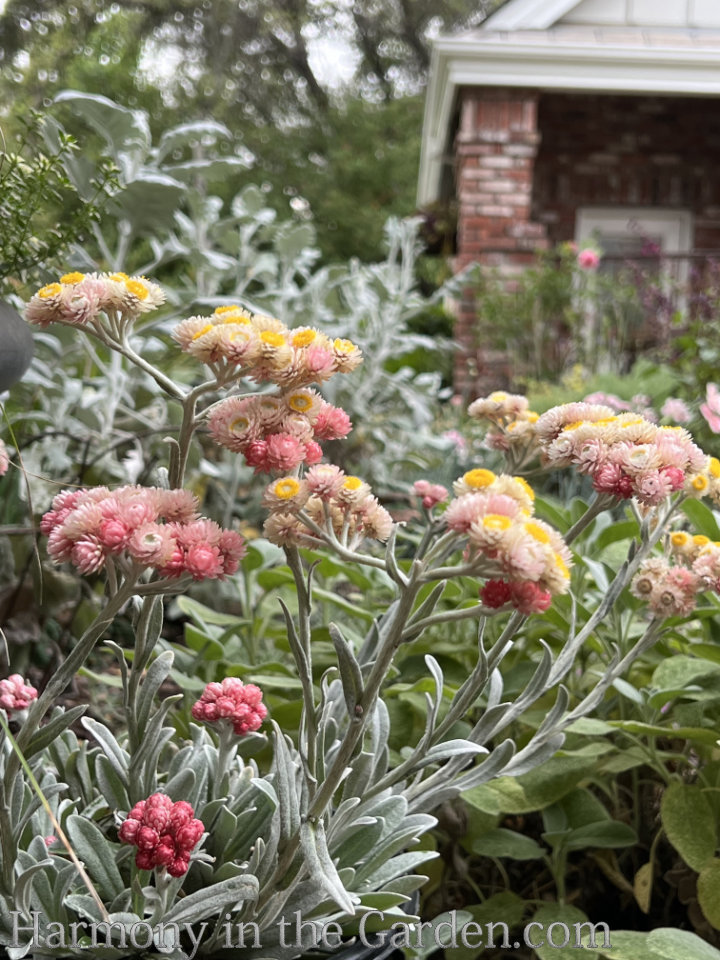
[533,93,720,249]
[452,87,549,395]
[452,87,720,394]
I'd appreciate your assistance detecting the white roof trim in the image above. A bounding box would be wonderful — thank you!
[417,33,720,206]
[484,0,583,31]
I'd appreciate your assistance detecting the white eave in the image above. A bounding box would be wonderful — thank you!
[417,26,720,206]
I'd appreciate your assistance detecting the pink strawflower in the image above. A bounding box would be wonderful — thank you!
[313,403,352,441]
[191,678,267,736]
[306,464,346,500]
[0,674,38,713]
[701,383,720,433]
[442,429,468,455]
[42,485,244,582]
[577,248,600,270]
[264,433,305,473]
[480,579,513,609]
[509,580,553,614]
[661,398,691,424]
[304,441,324,465]
[413,480,449,509]
[118,793,204,876]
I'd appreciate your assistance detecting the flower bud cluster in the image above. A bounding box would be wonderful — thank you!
[631,531,720,618]
[118,794,204,877]
[444,468,572,613]
[467,392,541,458]
[208,388,351,474]
[0,674,38,713]
[191,678,267,736]
[173,306,362,389]
[262,465,393,547]
[41,486,245,580]
[26,272,165,328]
[535,404,708,506]
[412,480,449,510]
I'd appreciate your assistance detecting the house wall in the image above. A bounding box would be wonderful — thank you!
[452,86,720,394]
[533,92,720,250]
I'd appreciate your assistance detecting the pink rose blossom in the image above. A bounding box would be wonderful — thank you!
[577,248,600,270]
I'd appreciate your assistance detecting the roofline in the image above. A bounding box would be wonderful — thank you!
[484,0,582,31]
[417,34,720,206]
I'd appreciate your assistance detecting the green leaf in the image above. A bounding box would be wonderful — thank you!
[661,782,717,872]
[464,753,597,815]
[595,520,639,552]
[300,819,355,915]
[607,721,720,746]
[698,859,720,929]
[163,875,258,925]
[682,499,720,541]
[647,927,720,960]
[530,904,595,958]
[330,622,363,715]
[469,828,545,860]
[176,596,247,628]
[65,816,124,901]
[562,820,637,851]
[652,655,720,691]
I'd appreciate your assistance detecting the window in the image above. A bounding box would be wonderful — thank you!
[575,207,693,283]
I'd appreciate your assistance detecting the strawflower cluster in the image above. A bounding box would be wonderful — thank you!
[191,678,267,736]
[26,272,165,329]
[445,468,572,614]
[468,391,540,459]
[535,403,709,506]
[0,675,37,714]
[632,530,720,618]
[261,465,393,547]
[173,306,362,388]
[118,794,204,877]
[413,480,449,510]
[41,485,245,580]
[208,388,350,474]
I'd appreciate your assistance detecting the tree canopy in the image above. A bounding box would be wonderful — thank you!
[0,0,498,262]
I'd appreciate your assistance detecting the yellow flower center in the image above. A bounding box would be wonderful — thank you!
[343,476,363,490]
[595,417,620,426]
[215,305,243,315]
[229,417,250,434]
[191,324,215,340]
[292,329,317,347]
[670,531,689,548]
[554,553,570,578]
[288,393,312,412]
[110,272,129,282]
[526,411,539,423]
[562,421,584,431]
[463,468,496,489]
[482,514,512,531]
[709,457,720,479]
[260,331,286,347]
[226,328,251,342]
[274,478,301,499]
[60,272,85,284]
[38,283,62,299]
[514,476,536,501]
[222,314,250,325]
[525,521,550,544]
[125,279,149,300]
[619,418,644,428]
[334,338,356,353]
[489,391,507,401]
[693,535,710,547]
[692,475,709,492]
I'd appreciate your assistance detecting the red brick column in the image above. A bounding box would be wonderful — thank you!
[452,87,548,396]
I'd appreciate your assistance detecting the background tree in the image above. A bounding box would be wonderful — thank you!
[0,0,499,262]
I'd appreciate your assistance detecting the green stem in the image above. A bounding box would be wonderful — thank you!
[285,548,317,786]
